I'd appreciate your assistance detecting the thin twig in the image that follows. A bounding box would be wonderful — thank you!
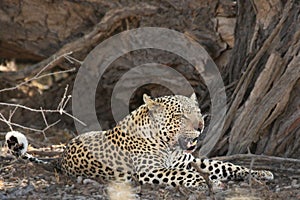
[62,111,86,126]
[8,107,18,123]
[0,52,74,93]
[40,108,49,140]
[0,86,86,127]
[212,153,300,163]
[57,85,72,113]
[0,102,57,113]
[247,147,254,189]
[32,67,76,80]
[0,118,43,132]
[0,84,85,133]
[190,162,215,199]
[0,113,13,131]
[40,107,49,127]
[57,85,69,111]
[42,120,61,132]
[64,55,83,65]
[248,158,255,189]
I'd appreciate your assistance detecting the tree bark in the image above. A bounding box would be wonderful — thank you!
[210,0,300,158]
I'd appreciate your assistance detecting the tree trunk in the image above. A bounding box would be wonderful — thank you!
[209,0,300,158]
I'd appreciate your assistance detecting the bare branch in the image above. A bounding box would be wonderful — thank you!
[64,55,83,65]
[0,52,74,93]
[33,67,76,80]
[62,110,86,126]
[0,113,13,131]
[57,85,70,112]
[40,107,49,127]
[0,101,86,128]
[8,107,18,122]
[0,85,86,133]
[0,117,43,132]
[42,120,61,132]
[0,102,57,113]
[212,153,300,164]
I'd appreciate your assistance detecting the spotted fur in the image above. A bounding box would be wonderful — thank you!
[5,94,273,189]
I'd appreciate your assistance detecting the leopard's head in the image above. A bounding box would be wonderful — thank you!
[143,93,204,152]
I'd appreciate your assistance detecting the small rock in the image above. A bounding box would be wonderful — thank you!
[187,193,199,200]
[240,182,248,187]
[14,184,35,196]
[83,178,100,187]
[227,181,234,185]
[284,185,292,189]
[77,176,83,184]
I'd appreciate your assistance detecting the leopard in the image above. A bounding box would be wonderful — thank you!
[5,94,273,190]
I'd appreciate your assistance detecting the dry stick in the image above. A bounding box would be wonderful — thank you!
[0,117,39,132]
[0,113,13,131]
[212,154,300,164]
[0,116,60,133]
[247,147,254,190]
[31,67,76,81]
[0,102,85,128]
[0,52,73,92]
[0,66,75,93]
[40,107,49,127]
[57,84,70,112]
[190,162,215,199]
[1,107,19,131]
[0,3,157,81]
[0,83,86,128]
[0,102,58,113]
[249,158,255,190]
[271,168,300,174]
[42,120,60,132]
[213,154,300,174]
[8,107,18,123]
[40,107,49,140]
[0,85,83,133]
[27,150,61,157]
[64,55,83,65]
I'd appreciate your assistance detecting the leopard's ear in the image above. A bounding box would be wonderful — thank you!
[190,93,197,102]
[143,94,152,104]
[143,94,161,110]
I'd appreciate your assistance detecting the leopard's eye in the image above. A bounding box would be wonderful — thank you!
[182,114,189,120]
[173,113,183,118]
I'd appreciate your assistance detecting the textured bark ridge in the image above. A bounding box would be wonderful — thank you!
[0,0,299,158]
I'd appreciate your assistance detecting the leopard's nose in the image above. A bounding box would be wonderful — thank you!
[198,120,204,133]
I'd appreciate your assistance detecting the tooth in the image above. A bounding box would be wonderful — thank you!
[187,141,191,147]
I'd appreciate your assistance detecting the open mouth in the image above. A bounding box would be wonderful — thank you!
[186,137,198,151]
[178,136,199,153]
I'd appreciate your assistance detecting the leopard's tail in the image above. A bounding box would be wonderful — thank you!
[5,131,61,171]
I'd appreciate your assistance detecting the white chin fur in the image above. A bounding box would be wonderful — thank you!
[5,131,28,155]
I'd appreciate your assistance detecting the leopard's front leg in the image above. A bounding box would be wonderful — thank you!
[195,158,274,181]
[136,168,208,189]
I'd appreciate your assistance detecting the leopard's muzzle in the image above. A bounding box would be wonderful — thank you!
[178,136,199,153]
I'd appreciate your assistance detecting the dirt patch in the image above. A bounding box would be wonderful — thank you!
[1,144,299,200]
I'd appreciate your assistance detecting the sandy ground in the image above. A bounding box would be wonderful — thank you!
[0,131,299,200]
